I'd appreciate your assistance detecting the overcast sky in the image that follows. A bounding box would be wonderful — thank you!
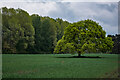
[0,0,119,35]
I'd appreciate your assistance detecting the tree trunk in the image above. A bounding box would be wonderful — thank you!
[78,53,81,57]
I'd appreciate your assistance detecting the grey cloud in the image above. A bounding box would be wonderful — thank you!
[48,2,118,35]
[48,2,76,22]
[93,3,118,26]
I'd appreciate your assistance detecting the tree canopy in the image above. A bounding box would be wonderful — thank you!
[2,7,35,53]
[2,7,114,54]
[54,19,114,56]
[2,7,70,54]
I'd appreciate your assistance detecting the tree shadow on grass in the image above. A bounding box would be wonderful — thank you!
[55,56,104,59]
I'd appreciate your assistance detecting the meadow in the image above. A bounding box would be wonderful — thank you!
[2,53,119,78]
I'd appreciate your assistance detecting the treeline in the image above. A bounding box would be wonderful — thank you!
[108,34,120,54]
[2,7,70,54]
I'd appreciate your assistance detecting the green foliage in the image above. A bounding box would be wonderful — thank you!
[54,19,114,55]
[40,18,57,53]
[31,14,41,53]
[63,43,76,54]
[2,7,35,53]
[2,7,113,54]
[56,18,70,41]
[2,7,70,54]
[82,41,96,53]
[108,34,120,54]
[54,37,76,54]
[54,39,66,53]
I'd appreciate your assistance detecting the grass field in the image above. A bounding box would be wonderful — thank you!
[2,53,119,78]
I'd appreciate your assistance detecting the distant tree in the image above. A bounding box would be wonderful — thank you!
[2,7,20,53]
[108,34,120,54]
[56,18,70,41]
[2,7,71,54]
[16,9,35,53]
[2,7,35,53]
[54,19,114,57]
[31,14,41,53]
[40,18,57,53]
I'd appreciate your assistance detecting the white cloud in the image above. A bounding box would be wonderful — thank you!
[0,2,58,16]
[68,2,118,23]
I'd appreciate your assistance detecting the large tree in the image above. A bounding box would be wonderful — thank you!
[54,19,114,57]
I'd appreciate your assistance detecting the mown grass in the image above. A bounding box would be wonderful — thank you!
[2,53,119,78]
